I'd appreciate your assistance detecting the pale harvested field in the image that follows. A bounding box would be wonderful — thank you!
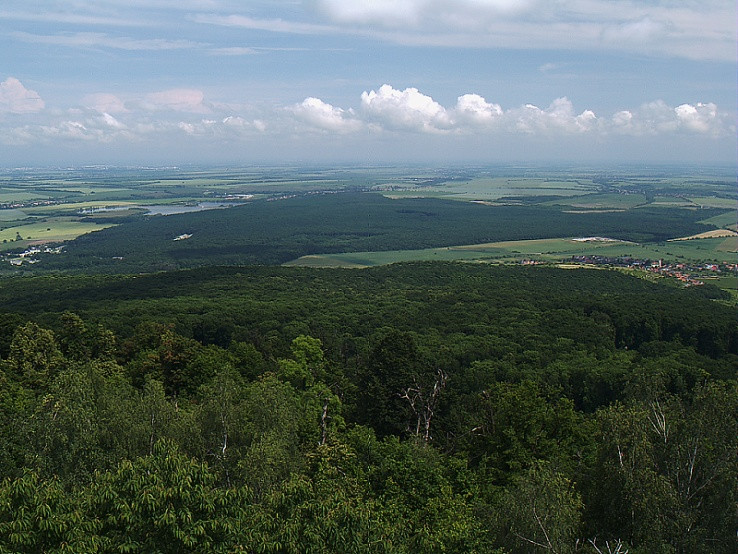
[670,229,738,241]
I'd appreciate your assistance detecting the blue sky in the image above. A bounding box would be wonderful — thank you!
[1,0,735,166]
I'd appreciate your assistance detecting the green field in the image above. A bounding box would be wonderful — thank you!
[716,236,738,252]
[689,196,737,209]
[284,247,504,268]
[0,190,49,202]
[380,176,598,202]
[710,275,738,303]
[549,193,647,209]
[0,209,28,222]
[48,186,131,194]
[699,210,736,229]
[651,195,694,207]
[286,235,738,268]
[0,219,115,251]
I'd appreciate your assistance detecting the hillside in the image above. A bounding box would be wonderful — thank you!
[0,262,736,552]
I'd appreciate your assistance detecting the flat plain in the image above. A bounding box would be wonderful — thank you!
[1,164,735,275]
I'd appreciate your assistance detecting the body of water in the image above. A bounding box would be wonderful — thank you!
[143,202,242,215]
[79,202,243,216]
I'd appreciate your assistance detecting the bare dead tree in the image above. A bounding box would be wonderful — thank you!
[399,368,447,443]
[513,505,557,552]
[320,397,330,446]
[588,538,629,554]
[648,400,669,444]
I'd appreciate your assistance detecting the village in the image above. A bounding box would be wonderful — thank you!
[568,254,738,286]
[4,244,65,266]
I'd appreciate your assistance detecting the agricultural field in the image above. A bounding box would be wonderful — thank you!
[0,208,27,221]
[685,196,736,209]
[0,219,115,252]
[0,190,44,202]
[0,164,735,276]
[377,176,598,201]
[550,192,648,210]
[699,209,737,231]
[286,234,738,268]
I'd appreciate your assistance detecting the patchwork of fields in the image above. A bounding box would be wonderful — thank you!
[1,165,735,281]
[286,235,738,268]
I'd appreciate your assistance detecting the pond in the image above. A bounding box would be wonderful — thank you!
[79,202,244,216]
[142,202,242,215]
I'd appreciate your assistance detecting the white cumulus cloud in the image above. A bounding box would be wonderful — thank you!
[0,77,45,114]
[360,84,452,132]
[289,97,362,133]
[608,100,727,136]
[101,112,127,129]
[506,97,599,134]
[172,116,268,138]
[675,102,718,134]
[222,116,267,133]
[0,80,731,155]
[454,94,503,127]
[633,100,680,134]
[611,110,634,132]
[575,110,598,132]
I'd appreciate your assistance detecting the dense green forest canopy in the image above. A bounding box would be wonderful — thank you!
[0,263,734,359]
[0,262,736,552]
[29,193,725,273]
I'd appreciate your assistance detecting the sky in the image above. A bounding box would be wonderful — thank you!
[0,0,735,166]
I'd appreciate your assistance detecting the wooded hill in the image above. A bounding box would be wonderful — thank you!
[0,262,736,552]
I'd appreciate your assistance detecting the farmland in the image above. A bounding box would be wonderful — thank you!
[0,219,114,250]
[286,234,738,268]
[0,164,734,276]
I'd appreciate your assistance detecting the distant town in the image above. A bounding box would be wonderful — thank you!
[566,255,738,286]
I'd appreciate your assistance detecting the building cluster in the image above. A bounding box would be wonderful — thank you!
[569,255,737,286]
[0,199,55,210]
[4,245,65,266]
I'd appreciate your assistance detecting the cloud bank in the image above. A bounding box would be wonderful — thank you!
[310,0,735,61]
[2,1,734,63]
[293,85,729,138]
[0,78,733,163]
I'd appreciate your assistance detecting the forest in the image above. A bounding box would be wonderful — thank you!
[0,262,736,553]
[26,193,725,273]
